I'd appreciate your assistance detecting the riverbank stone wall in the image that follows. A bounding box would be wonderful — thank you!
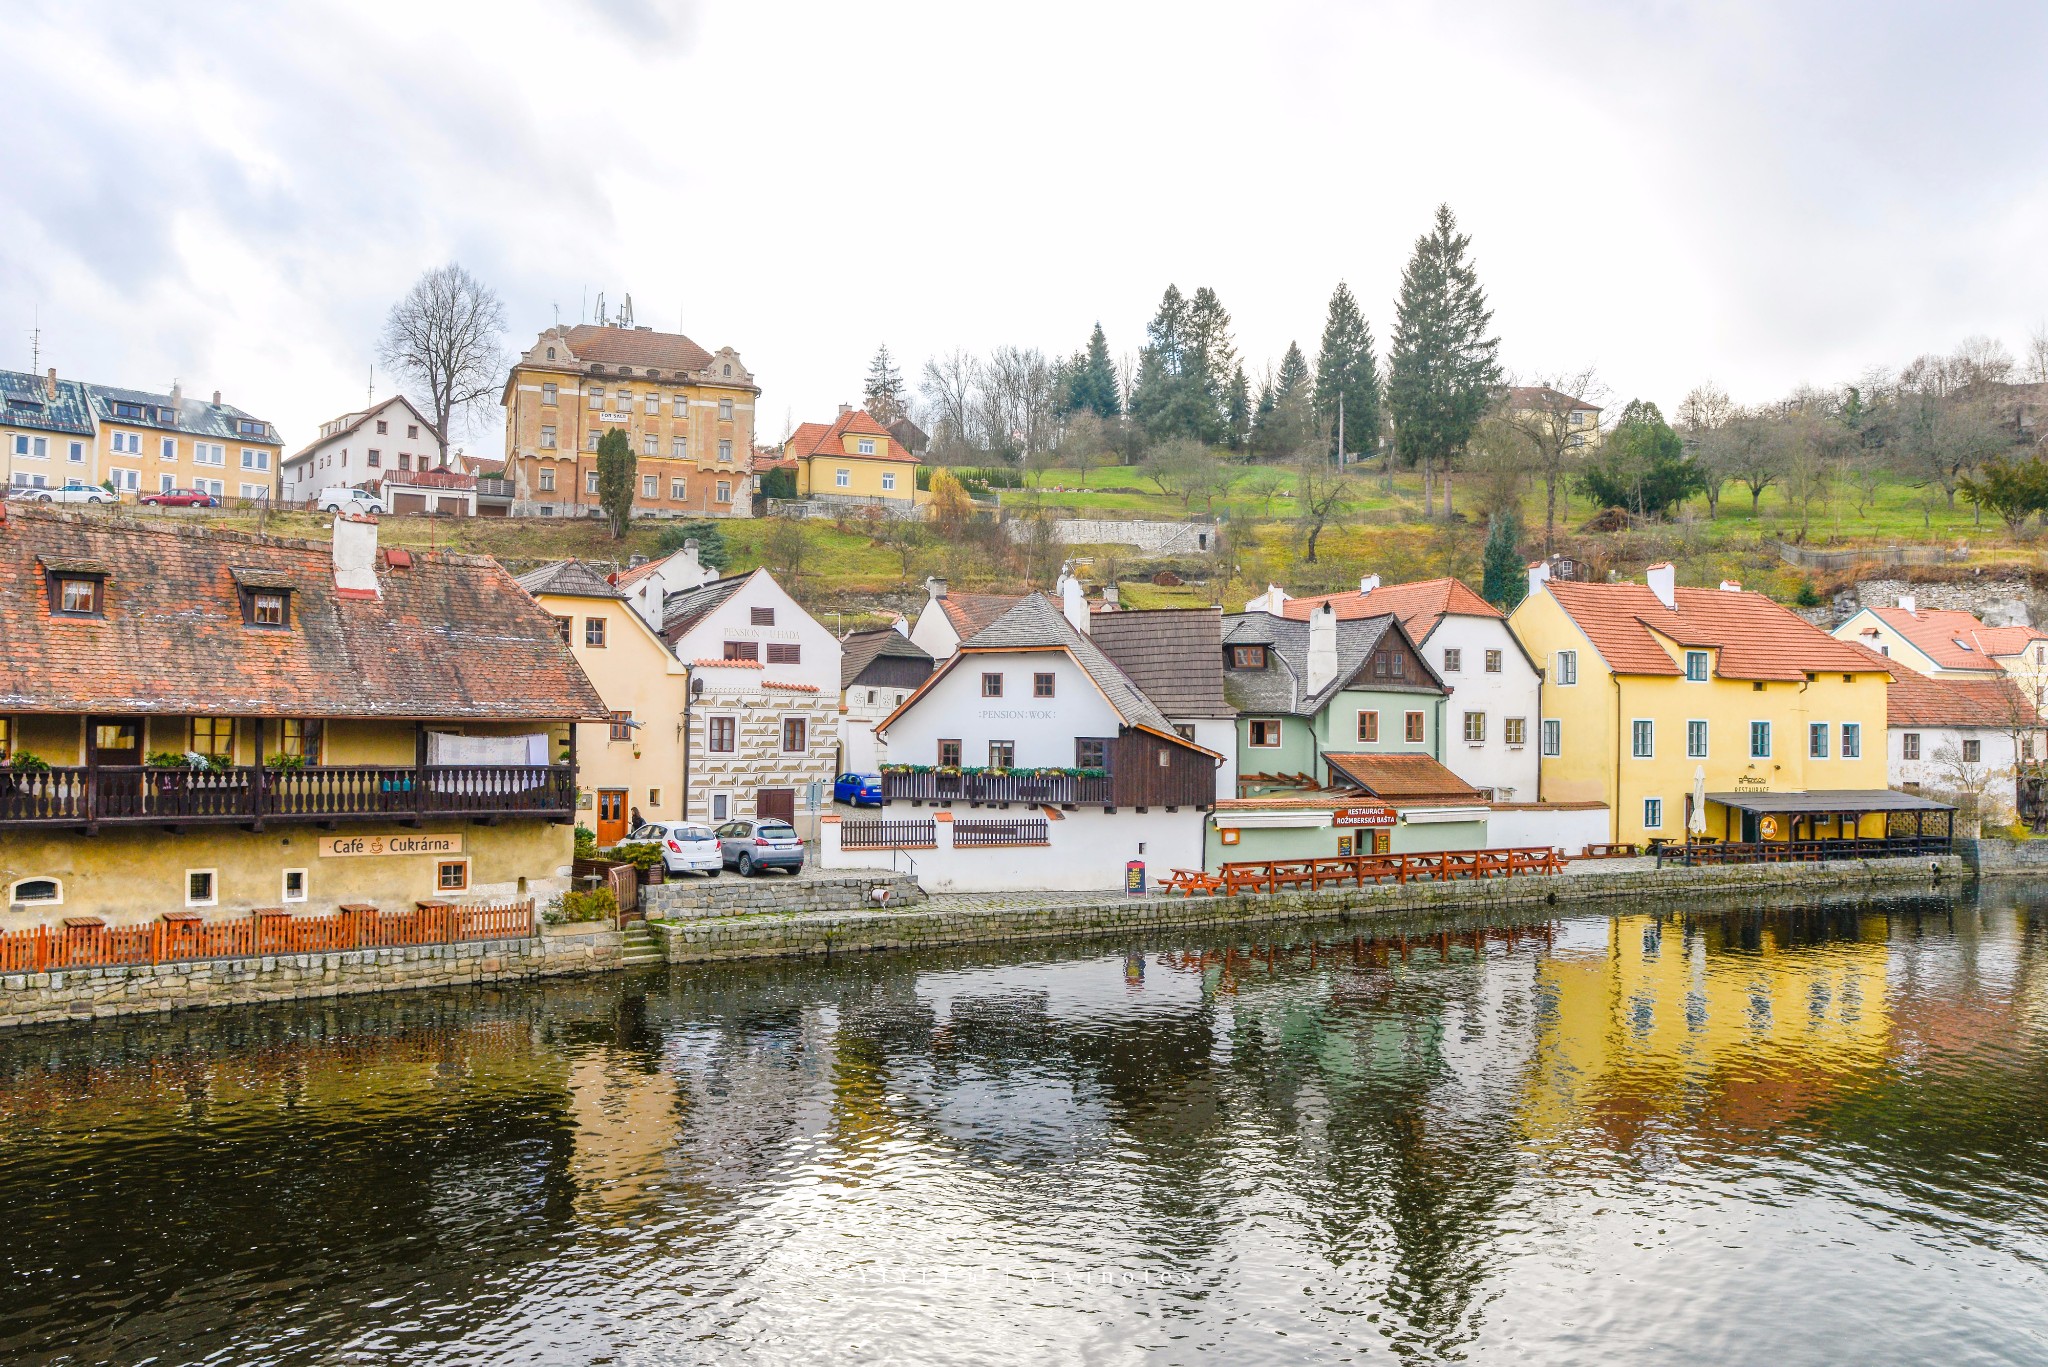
[1957,838,2048,875]
[642,873,925,919]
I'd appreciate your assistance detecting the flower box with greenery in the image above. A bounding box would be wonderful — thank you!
[8,753,52,773]
[603,841,667,883]
[264,753,307,772]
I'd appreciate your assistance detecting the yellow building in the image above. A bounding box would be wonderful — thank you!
[1833,597,2048,715]
[517,560,692,844]
[0,505,606,924]
[500,322,758,520]
[1510,563,1911,846]
[88,382,282,503]
[1503,384,1602,452]
[2,368,98,492]
[785,406,924,506]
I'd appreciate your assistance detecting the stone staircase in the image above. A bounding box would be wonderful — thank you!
[619,919,666,967]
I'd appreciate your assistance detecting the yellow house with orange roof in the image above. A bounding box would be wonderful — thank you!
[786,406,924,506]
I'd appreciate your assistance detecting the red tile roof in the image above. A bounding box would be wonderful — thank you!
[560,323,713,374]
[1505,385,1600,413]
[1545,579,1877,681]
[1860,606,2048,670]
[1323,753,1486,802]
[784,409,921,464]
[1276,577,1501,641]
[1843,642,2037,727]
[0,505,607,720]
[940,592,1025,638]
[692,657,763,669]
[761,679,820,692]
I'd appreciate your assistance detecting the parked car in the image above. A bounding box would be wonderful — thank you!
[34,482,114,505]
[627,820,723,877]
[834,772,884,807]
[714,818,805,876]
[316,486,385,514]
[138,488,220,508]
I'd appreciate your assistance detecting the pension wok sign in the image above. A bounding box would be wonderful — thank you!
[319,834,463,858]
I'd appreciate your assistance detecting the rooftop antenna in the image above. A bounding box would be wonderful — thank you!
[580,286,588,325]
[595,291,608,327]
[27,304,40,371]
[367,364,374,407]
[553,302,561,328]
[618,293,634,329]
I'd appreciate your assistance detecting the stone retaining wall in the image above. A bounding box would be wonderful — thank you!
[649,857,1964,964]
[642,872,925,919]
[0,925,623,1030]
[1957,838,2048,875]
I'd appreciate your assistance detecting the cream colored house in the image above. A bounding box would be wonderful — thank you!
[1833,597,2048,716]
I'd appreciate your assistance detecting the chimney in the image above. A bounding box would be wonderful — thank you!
[1646,562,1676,610]
[332,513,380,597]
[211,390,221,406]
[1307,603,1339,695]
[43,367,56,400]
[1527,560,1551,600]
[1256,583,1289,616]
[1899,594,1917,617]
[1720,579,1743,592]
[838,402,852,417]
[1102,583,1120,610]
[1060,572,1091,635]
[1359,574,1380,595]
[170,381,182,407]
[891,611,911,638]
[926,575,948,600]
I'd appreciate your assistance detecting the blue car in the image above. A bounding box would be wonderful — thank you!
[834,771,883,806]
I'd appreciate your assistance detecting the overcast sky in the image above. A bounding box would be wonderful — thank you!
[7,1,2046,456]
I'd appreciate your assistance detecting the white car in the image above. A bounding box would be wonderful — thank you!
[35,481,115,505]
[629,820,723,876]
[316,486,385,514]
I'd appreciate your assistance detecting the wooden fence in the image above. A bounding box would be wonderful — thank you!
[1163,847,1564,896]
[0,900,535,974]
[841,819,938,850]
[951,818,1050,848]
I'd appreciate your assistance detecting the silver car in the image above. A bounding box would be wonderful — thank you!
[714,818,805,876]
[36,482,114,505]
[629,820,723,876]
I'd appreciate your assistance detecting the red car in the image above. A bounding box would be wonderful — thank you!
[139,488,220,508]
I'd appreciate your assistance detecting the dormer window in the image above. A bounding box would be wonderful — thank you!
[230,568,295,628]
[857,438,876,455]
[1231,645,1267,668]
[251,592,288,627]
[44,562,108,618]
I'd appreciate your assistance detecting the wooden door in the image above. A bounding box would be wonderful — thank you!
[393,492,428,514]
[756,788,795,824]
[596,789,629,845]
[89,717,142,766]
[89,716,144,818]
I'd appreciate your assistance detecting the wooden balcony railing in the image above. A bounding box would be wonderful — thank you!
[0,764,575,829]
[882,770,1114,806]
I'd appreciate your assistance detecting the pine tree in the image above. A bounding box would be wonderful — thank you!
[594,426,636,540]
[1225,365,1251,450]
[1314,281,1380,463]
[1186,287,1237,445]
[1276,342,1310,400]
[1480,510,1525,610]
[1388,204,1503,499]
[863,344,908,424]
[1062,322,1122,418]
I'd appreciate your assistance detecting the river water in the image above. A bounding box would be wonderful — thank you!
[3,883,2047,1365]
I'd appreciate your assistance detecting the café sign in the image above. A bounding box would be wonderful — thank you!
[1332,804,1397,828]
[319,834,463,859]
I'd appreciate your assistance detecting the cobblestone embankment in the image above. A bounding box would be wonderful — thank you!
[649,856,1964,964]
[642,872,924,919]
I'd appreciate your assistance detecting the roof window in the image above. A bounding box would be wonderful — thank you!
[1954,639,1974,651]
[230,567,296,629]
[49,571,104,618]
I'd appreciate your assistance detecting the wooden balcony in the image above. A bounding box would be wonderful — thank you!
[0,763,575,830]
[882,769,1115,807]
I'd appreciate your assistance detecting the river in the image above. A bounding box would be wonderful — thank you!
[2,883,2046,1365]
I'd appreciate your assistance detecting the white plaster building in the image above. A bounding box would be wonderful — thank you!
[837,621,933,774]
[824,594,1221,891]
[282,395,451,505]
[1834,596,2048,716]
[1078,581,1237,801]
[615,542,717,632]
[1248,575,1542,801]
[1854,643,2041,826]
[908,577,1024,660]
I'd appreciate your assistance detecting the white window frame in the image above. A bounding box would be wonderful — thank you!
[194,442,225,467]
[1643,797,1663,830]
[1556,650,1577,686]
[881,471,896,491]
[7,876,62,907]
[1443,648,1462,673]
[1901,732,1920,760]
[642,473,658,497]
[185,869,219,908]
[709,791,731,822]
[1504,716,1526,747]
[1462,711,1485,744]
[68,440,84,463]
[1631,718,1654,759]
[671,478,686,500]
[282,868,308,903]
[835,468,851,488]
[1687,719,1708,759]
[160,436,176,460]
[857,437,876,455]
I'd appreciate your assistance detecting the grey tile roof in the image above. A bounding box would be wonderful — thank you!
[1221,612,1441,716]
[1088,607,1234,719]
[660,572,751,646]
[840,626,932,689]
[516,559,623,600]
[0,370,96,437]
[85,383,278,444]
[964,594,1178,734]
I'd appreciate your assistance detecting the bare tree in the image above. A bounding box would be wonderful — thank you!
[978,346,1060,467]
[1500,368,1604,555]
[1891,392,2006,510]
[919,349,982,461]
[376,264,507,451]
[1294,440,1352,564]
[1465,414,1528,521]
[2027,324,2048,386]
[1677,382,1735,516]
[1698,411,1783,514]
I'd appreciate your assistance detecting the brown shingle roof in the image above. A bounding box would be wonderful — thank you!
[1545,579,1877,680]
[839,627,933,690]
[561,323,713,374]
[1323,753,1486,802]
[1089,607,1234,719]
[1861,606,2048,670]
[1505,385,1600,413]
[1274,576,1502,640]
[0,506,607,719]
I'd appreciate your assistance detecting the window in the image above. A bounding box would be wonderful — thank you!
[1504,717,1526,746]
[1643,798,1663,830]
[1034,672,1055,697]
[982,672,1003,697]
[1542,719,1561,756]
[160,436,176,460]
[708,716,736,752]
[1685,650,1709,682]
[1463,712,1486,743]
[585,618,606,647]
[718,442,733,465]
[939,739,961,768]
[1076,738,1108,769]
[857,437,878,455]
[194,442,224,466]
[588,385,604,409]
[1485,649,1503,674]
[648,788,663,807]
[643,436,658,458]
[241,449,270,471]
[1902,732,1921,760]
[279,719,321,760]
[672,478,686,499]
[586,469,601,492]
[1556,650,1578,685]
[766,643,801,664]
[751,607,775,626]
[191,717,234,758]
[782,718,807,754]
[724,640,759,661]
[1751,721,1771,758]
[1231,645,1267,669]
[540,425,557,450]
[1809,722,1829,759]
[882,471,897,491]
[644,393,660,415]
[250,592,287,627]
[719,398,734,421]
[587,433,602,453]
[1405,711,1425,743]
[282,869,307,903]
[1443,648,1462,672]
[437,860,469,892]
[1841,723,1861,759]
[9,878,60,907]
[709,791,730,822]
[609,710,634,741]
[642,473,657,497]
[68,441,84,463]
[53,575,101,616]
[988,740,1014,768]
[673,396,688,418]
[539,468,556,492]
[1687,719,1708,759]
[542,382,558,406]
[1249,719,1282,748]
[186,870,218,908]
[1357,710,1379,742]
[716,481,731,502]
[835,468,851,488]
[111,431,140,454]
[1632,719,1654,758]
[1963,738,1983,763]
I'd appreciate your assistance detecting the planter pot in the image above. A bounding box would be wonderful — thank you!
[642,866,664,885]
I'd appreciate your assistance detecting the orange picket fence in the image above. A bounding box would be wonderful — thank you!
[0,900,536,975]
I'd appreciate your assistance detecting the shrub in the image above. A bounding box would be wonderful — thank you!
[574,824,597,858]
[602,841,664,872]
[8,753,51,773]
[264,753,307,771]
[545,887,618,924]
[1795,578,1823,607]
[759,466,797,499]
